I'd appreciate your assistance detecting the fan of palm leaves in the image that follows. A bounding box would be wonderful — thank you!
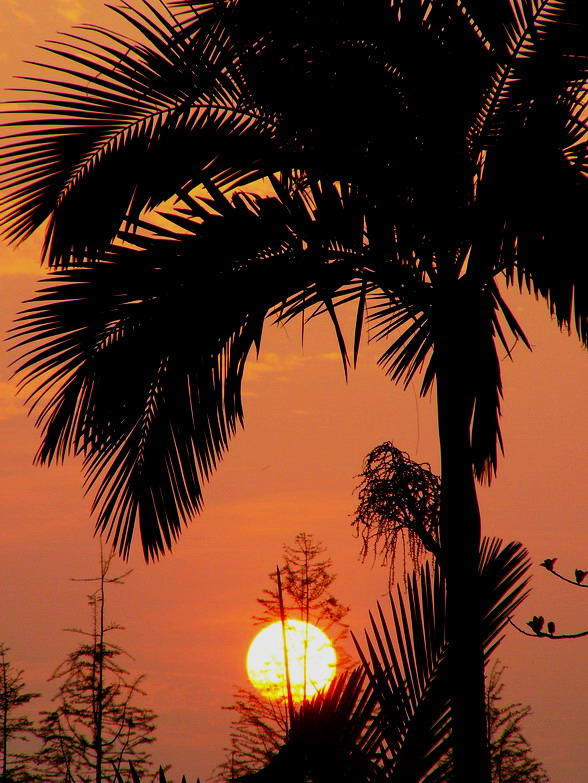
[353,538,530,782]
[228,538,530,783]
[11,178,363,558]
[227,669,384,782]
[2,0,588,559]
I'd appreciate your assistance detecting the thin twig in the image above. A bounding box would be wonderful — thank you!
[508,618,588,640]
[543,568,588,588]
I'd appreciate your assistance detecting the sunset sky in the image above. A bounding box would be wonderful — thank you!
[1,2,588,781]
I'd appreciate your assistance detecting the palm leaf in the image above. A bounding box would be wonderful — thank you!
[368,271,530,480]
[468,1,568,151]
[470,0,588,346]
[0,0,276,265]
[3,0,588,559]
[10,186,361,559]
[352,538,531,782]
[239,538,530,782]
[287,669,385,782]
[231,669,384,782]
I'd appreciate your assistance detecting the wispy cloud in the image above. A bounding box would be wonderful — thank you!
[5,0,35,24]
[55,0,86,24]
[0,382,25,420]
[55,0,86,23]
[0,241,41,277]
[244,351,340,383]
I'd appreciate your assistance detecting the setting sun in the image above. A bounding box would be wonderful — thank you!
[246,619,337,702]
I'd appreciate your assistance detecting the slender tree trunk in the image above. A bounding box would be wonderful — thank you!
[277,567,295,735]
[435,303,492,783]
[303,552,310,703]
[1,649,8,781]
[95,553,106,783]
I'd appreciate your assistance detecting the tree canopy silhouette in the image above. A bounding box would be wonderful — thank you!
[35,550,158,782]
[0,644,40,782]
[217,532,351,778]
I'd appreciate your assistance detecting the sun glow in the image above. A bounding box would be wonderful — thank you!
[246,619,337,702]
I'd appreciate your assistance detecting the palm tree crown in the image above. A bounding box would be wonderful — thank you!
[2,0,586,559]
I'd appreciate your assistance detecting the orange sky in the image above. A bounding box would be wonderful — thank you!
[1,2,588,781]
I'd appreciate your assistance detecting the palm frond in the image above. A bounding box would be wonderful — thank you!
[353,538,531,783]
[247,538,530,783]
[9,195,276,559]
[10,185,362,559]
[354,562,450,783]
[471,1,588,346]
[0,0,275,265]
[368,269,530,480]
[230,670,384,782]
[13,260,253,560]
[469,0,567,152]
[457,0,514,50]
[288,669,385,781]
[503,133,588,346]
[3,0,588,562]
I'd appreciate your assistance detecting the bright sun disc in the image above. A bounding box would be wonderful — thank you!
[246,619,337,702]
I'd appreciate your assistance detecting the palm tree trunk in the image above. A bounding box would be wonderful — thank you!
[435,326,492,783]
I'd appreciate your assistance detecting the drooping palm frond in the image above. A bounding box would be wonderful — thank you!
[352,538,531,783]
[469,0,588,345]
[0,0,277,265]
[468,0,567,150]
[366,268,531,480]
[2,0,588,558]
[10,182,364,559]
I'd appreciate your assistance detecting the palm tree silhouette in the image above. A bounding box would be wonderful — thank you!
[228,538,531,782]
[2,2,587,780]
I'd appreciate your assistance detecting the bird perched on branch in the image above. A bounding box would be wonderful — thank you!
[540,559,557,572]
[527,616,545,635]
